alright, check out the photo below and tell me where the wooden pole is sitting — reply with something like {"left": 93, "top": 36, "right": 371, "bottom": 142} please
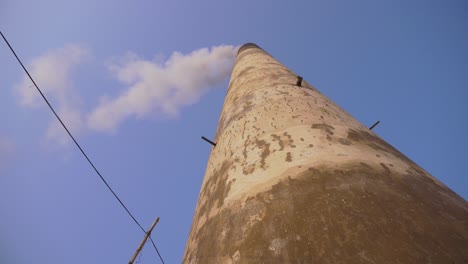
{"left": 129, "top": 217, "right": 160, "bottom": 264}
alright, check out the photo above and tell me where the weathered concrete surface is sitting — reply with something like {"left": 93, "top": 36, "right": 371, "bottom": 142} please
{"left": 183, "top": 43, "right": 468, "bottom": 263}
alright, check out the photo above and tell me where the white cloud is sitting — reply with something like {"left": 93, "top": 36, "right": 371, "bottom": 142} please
{"left": 87, "top": 45, "right": 238, "bottom": 132}
{"left": 14, "top": 44, "right": 89, "bottom": 145}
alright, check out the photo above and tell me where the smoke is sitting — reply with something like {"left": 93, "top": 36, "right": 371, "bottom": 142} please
{"left": 87, "top": 45, "right": 239, "bottom": 132}
{"left": 15, "top": 44, "right": 89, "bottom": 108}
{"left": 13, "top": 44, "right": 238, "bottom": 142}
{"left": 14, "top": 44, "right": 89, "bottom": 145}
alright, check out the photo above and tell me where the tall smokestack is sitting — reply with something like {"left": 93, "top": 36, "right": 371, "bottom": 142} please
{"left": 184, "top": 43, "right": 467, "bottom": 263}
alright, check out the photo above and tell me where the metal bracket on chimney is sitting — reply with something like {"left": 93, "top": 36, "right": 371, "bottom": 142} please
{"left": 201, "top": 136, "right": 216, "bottom": 147}
{"left": 296, "top": 75, "right": 303, "bottom": 87}
{"left": 369, "top": 121, "right": 380, "bottom": 130}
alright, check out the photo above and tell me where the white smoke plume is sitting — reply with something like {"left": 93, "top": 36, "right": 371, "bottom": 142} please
{"left": 15, "top": 44, "right": 88, "bottom": 108}
{"left": 14, "top": 44, "right": 89, "bottom": 145}
{"left": 87, "top": 45, "right": 238, "bottom": 132}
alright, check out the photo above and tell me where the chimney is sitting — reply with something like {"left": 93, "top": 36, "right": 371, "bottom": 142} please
{"left": 183, "top": 43, "right": 468, "bottom": 263}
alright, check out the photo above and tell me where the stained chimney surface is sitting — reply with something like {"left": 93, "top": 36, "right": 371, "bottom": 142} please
{"left": 183, "top": 43, "right": 468, "bottom": 263}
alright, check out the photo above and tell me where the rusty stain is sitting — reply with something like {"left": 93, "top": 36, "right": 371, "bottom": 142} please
{"left": 255, "top": 138, "right": 271, "bottom": 169}
{"left": 311, "top": 123, "right": 335, "bottom": 136}
{"left": 196, "top": 161, "right": 233, "bottom": 218}
{"left": 186, "top": 164, "right": 468, "bottom": 263}
{"left": 338, "top": 138, "right": 352, "bottom": 145}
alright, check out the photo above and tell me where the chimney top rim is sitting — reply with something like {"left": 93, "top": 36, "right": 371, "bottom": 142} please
{"left": 237, "top": 43, "right": 263, "bottom": 55}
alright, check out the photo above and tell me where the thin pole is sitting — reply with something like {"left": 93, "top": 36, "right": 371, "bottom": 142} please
{"left": 129, "top": 217, "right": 160, "bottom": 264}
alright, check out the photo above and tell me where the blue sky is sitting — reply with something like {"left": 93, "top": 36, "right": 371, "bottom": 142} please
{"left": 1, "top": 0, "right": 467, "bottom": 263}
